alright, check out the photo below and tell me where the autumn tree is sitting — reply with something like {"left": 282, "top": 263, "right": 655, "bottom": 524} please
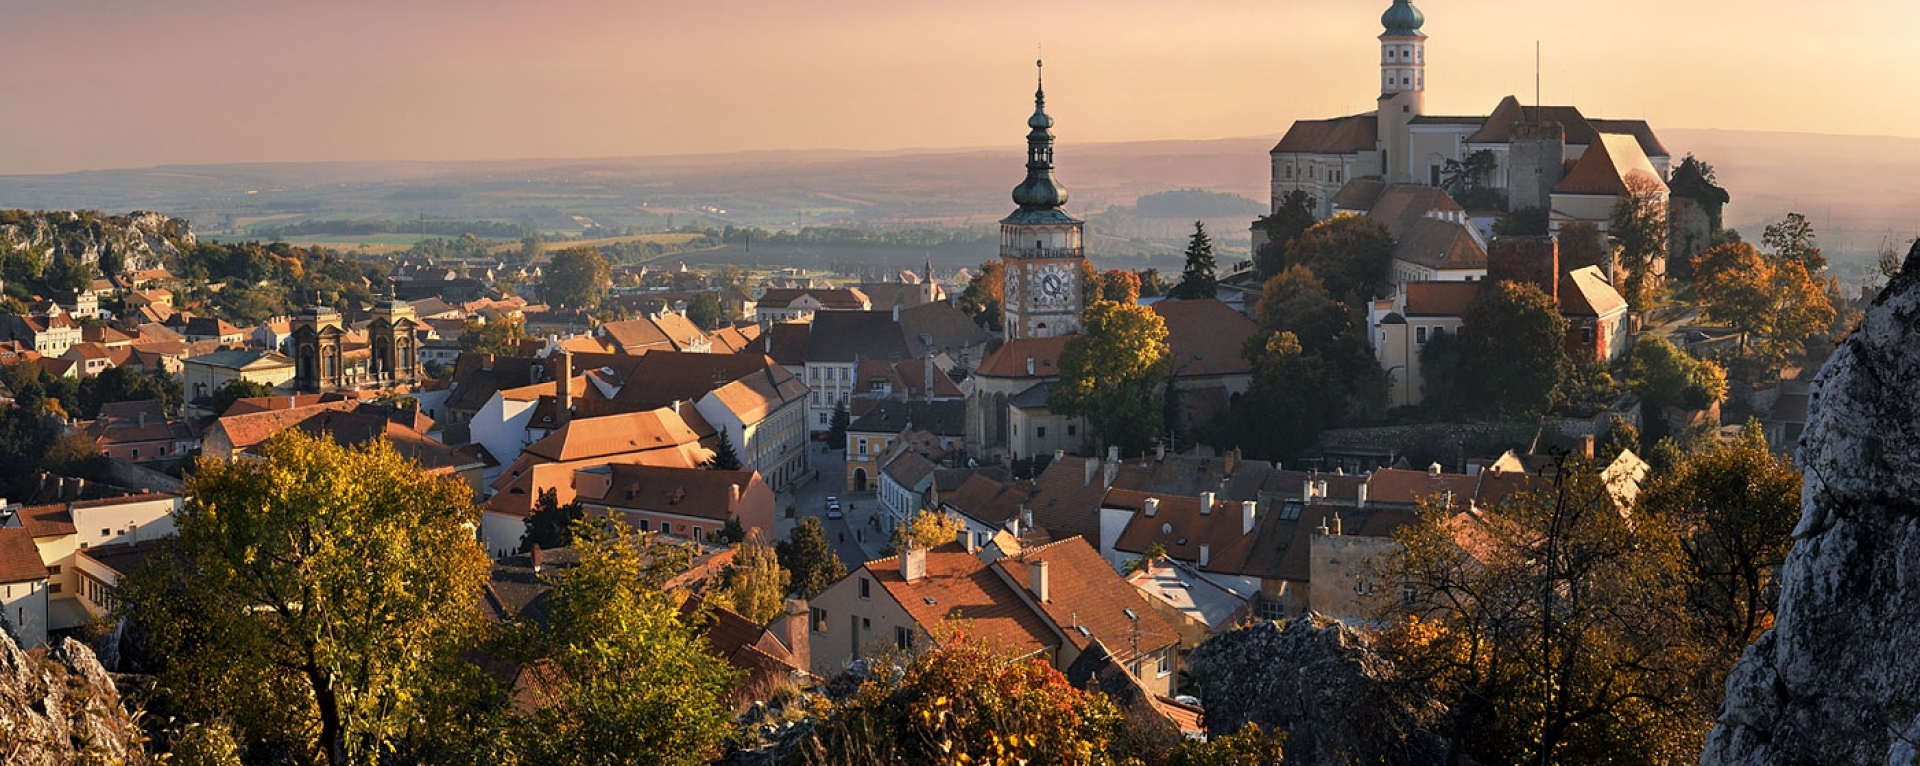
{"left": 544, "top": 246, "right": 611, "bottom": 309}
{"left": 1282, "top": 215, "right": 1393, "bottom": 306}
{"left": 1254, "top": 189, "right": 1318, "bottom": 279}
{"left": 1229, "top": 332, "right": 1340, "bottom": 461}
{"left": 118, "top": 429, "right": 492, "bottom": 766}
{"left": 1761, "top": 211, "right": 1825, "bottom": 272}
{"left": 1459, "top": 280, "right": 1568, "bottom": 419}
{"left": 958, "top": 260, "right": 1006, "bottom": 332}
{"left": 206, "top": 377, "right": 275, "bottom": 416}
{"left": 459, "top": 314, "right": 529, "bottom": 356}
{"left": 797, "top": 626, "right": 1131, "bottom": 765}
{"left": 1637, "top": 425, "right": 1799, "bottom": 662}
{"left": 1610, "top": 175, "right": 1669, "bottom": 311}
{"left": 1255, "top": 265, "right": 1350, "bottom": 356}
{"left": 1169, "top": 221, "right": 1218, "bottom": 300}
{"left": 1050, "top": 300, "right": 1171, "bottom": 455}
{"left": 1135, "top": 267, "right": 1172, "bottom": 298}
{"left": 514, "top": 516, "right": 741, "bottom": 766}
{"left": 778, "top": 516, "right": 848, "bottom": 599}
{"left": 889, "top": 508, "right": 970, "bottom": 553}
{"left": 1099, "top": 268, "right": 1142, "bottom": 304}
{"left": 709, "top": 530, "right": 791, "bottom": 625}
{"left": 1694, "top": 241, "right": 1835, "bottom": 367}
{"left": 1381, "top": 458, "right": 1710, "bottom": 765}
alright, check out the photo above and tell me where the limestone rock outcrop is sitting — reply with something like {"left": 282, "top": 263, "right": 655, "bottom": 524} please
{"left": 0, "top": 210, "right": 194, "bottom": 275}
{"left": 0, "top": 627, "right": 147, "bottom": 765}
{"left": 1186, "top": 615, "right": 1447, "bottom": 766}
{"left": 1699, "top": 241, "right": 1920, "bottom": 766}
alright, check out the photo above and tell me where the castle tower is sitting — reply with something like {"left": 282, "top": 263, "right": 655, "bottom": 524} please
{"left": 368, "top": 299, "right": 420, "bottom": 385}
{"left": 290, "top": 305, "right": 345, "bottom": 392}
{"left": 1000, "top": 60, "right": 1088, "bottom": 342}
{"left": 1376, "top": 0, "right": 1427, "bottom": 183}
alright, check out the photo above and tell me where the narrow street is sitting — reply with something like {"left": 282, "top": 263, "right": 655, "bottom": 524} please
{"left": 774, "top": 441, "right": 887, "bottom": 571}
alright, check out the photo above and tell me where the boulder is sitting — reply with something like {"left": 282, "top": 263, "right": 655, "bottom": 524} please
{"left": 1699, "top": 241, "right": 1920, "bottom": 766}
{"left": 0, "top": 627, "right": 146, "bottom": 765}
{"left": 1186, "top": 614, "right": 1447, "bottom": 766}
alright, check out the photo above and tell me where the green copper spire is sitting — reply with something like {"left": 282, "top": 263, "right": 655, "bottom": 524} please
{"left": 1381, "top": 0, "right": 1425, "bottom": 37}
{"left": 1011, "top": 58, "right": 1070, "bottom": 212}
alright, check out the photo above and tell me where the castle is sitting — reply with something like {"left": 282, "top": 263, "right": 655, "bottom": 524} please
{"left": 1265, "top": 0, "right": 1671, "bottom": 234}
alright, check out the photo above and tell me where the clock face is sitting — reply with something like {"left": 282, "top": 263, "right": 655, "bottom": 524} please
{"left": 1030, "top": 264, "right": 1072, "bottom": 306}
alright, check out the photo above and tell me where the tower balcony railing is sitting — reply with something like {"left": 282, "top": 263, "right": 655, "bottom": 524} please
{"left": 1001, "top": 246, "right": 1084, "bottom": 259}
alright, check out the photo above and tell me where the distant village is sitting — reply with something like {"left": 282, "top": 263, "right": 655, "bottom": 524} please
{"left": 0, "top": 1, "right": 1860, "bottom": 761}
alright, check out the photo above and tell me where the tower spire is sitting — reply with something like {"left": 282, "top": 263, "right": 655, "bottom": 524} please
{"left": 1012, "top": 58, "right": 1067, "bottom": 211}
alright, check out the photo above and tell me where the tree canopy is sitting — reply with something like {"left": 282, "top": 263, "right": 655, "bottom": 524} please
{"left": 1281, "top": 215, "right": 1393, "bottom": 307}
{"left": 778, "top": 516, "right": 847, "bottom": 599}
{"left": 459, "top": 314, "right": 529, "bottom": 356}
{"left": 685, "top": 292, "right": 725, "bottom": 330}
{"left": 1050, "top": 300, "right": 1171, "bottom": 455}
{"left": 1610, "top": 175, "right": 1669, "bottom": 311}
{"left": 119, "top": 429, "right": 492, "bottom": 766}
{"left": 958, "top": 260, "right": 1006, "bottom": 332}
{"left": 1168, "top": 221, "right": 1218, "bottom": 300}
{"left": 1694, "top": 241, "right": 1835, "bottom": 367}
{"left": 543, "top": 247, "right": 611, "bottom": 310}
{"left": 1761, "top": 212, "right": 1825, "bottom": 272}
{"left": 1455, "top": 281, "right": 1569, "bottom": 419}
{"left": 1253, "top": 190, "right": 1317, "bottom": 280}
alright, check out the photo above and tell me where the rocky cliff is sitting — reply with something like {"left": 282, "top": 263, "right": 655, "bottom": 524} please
{"left": 0, "top": 627, "right": 147, "bottom": 765}
{"left": 1699, "top": 241, "right": 1920, "bottom": 766}
{"left": 0, "top": 210, "right": 193, "bottom": 275}
{"left": 1186, "top": 615, "right": 1447, "bottom": 766}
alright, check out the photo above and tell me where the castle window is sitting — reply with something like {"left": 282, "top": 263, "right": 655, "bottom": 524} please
{"left": 1416, "top": 326, "right": 1428, "bottom": 345}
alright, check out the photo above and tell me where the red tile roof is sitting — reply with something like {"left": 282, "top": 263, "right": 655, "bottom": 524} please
{"left": 868, "top": 546, "right": 1059, "bottom": 658}
{"left": 1152, "top": 299, "right": 1258, "bottom": 378}
{"left": 1272, "top": 114, "right": 1379, "bottom": 154}
{"left": 1553, "top": 133, "right": 1666, "bottom": 197}
{"left": 0, "top": 527, "right": 49, "bottom": 583}
{"left": 1365, "top": 468, "right": 1478, "bottom": 508}
{"left": 1404, "top": 281, "right": 1482, "bottom": 318}
{"left": 993, "top": 537, "right": 1178, "bottom": 662}
{"left": 975, "top": 336, "right": 1071, "bottom": 379}
{"left": 1558, "top": 266, "right": 1627, "bottom": 318}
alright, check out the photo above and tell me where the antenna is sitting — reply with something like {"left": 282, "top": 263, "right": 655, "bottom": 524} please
{"left": 1534, "top": 41, "right": 1541, "bottom": 122}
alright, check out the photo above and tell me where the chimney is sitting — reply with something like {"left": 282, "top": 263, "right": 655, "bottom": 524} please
{"left": 902, "top": 546, "right": 928, "bottom": 583}
{"left": 1029, "top": 559, "right": 1050, "bottom": 602}
{"left": 1224, "top": 449, "right": 1238, "bottom": 475}
{"left": 137, "top": 410, "right": 148, "bottom": 428}
{"left": 1155, "top": 442, "right": 1166, "bottom": 462}
{"left": 1107, "top": 445, "right": 1120, "bottom": 463}
{"left": 1304, "top": 479, "right": 1316, "bottom": 501}
{"left": 730, "top": 483, "right": 742, "bottom": 505}
{"left": 959, "top": 528, "right": 975, "bottom": 554}
{"left": 1084, "top": 457, "right": 1099, "bottom": 487}
{"left": 1357, "top": 483, "right": 1369, "bottom": 508}
{"left": 1579, "top": 434, "right": 1596, "bottom": 459}
{"left": 1242, "top": 500, "right": 1258, "bottom": 535}
{"left": 892, "top": 302, "right": 900, "bottom": 323}
{"left": 1429, "top": 462, "right": 1443, "bottom": 477}
{"left": 1200, "top": 491, "right": 1215, "bottom": 515}
{"left": 480, "top": 353, "right": 495, "bottom": 371}
{"left": 1103, "top": 460, "right": 1119, "bottom": 490}
{"left": 1442, "top": 490, "right": 1455, "bottom": 509}
{"left": 1053, "top": 449, "right": 1066, "bottom": 464}
{"left": 531, "top": 544, "right": 543, "bottom": 572}
{"left": 1144, "top": 497, "right": 1160, "bottom": 517}
{"left": 780, "top": 598, "right": 810, "bottom": 669}
{"left": 1199, "top": 543, "right": 1210, "bottom": 567}
{"left": 1026, "top": 357, "right": 1035, "bottom": 376}
{"left": 554, "top": 351, "right": 573, "bottom": 427}
{"left": 1331, "top": 512, "right": 1344, "bottom": 536}
{"left": 924, "top": 353, "right": 936, "bottom": 403}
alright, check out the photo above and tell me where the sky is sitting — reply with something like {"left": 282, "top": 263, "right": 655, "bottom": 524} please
{"left": 0, "top": 0, "right": 1912, "bottom": 175}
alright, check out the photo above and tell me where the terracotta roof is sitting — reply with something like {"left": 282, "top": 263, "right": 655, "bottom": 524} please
{"left": 847, "top": 398, "right": 968, "bottom": 439}
{"left": 1365, "top": 467, "right": 1478, "bottom": 509}
{"left": 681, "top": 595, "right": 818, "bottom": 711}
{"left": 1022, "top": 456, "right": 1138, "bottom": 542}
{"left": 882, "top": 450, "right": 939, "bottom": 490}
{"left": 1553, "top": 133, "right": 1667, "bottom": 197}
{"left": 1108, "top": 490, "right": 1252, "bottom": 574}
{"left": 1558, "top": 265, "right": 1627, "bottom": 318}
{"left": 212, "top": 401, "right": 359, "bottom": 452}
{"left": 1152, "top": 299, "right": 1257, "bottom": 378}
{"left": 868, "top": 546, "right": 1058, "bottom": 657}
{"left": 1272, "top": 114, "right": 1379, "bottom": 154}
{"left": 521, "top": 407, "right": 709, "bottom": 463}
{"left": 1587, "top": 119, "right": 1670, "bottom": 159}
{"left": 757, "top": 288, "right": 871, "bottom": 311}
{"left": 975, "top": 336, "right": 1071, "bottom": 379}
{"left": 1395, "top": 217, "right": 1487, "bottom": 271}
{"left": 585, "top": 464, "right": 761, "bottom": 523}
{"left": 599, "top": 315, "right": 710, "bottom": 354}
{"left": 704, "top": 362, "right": 808, "bottom": 424}
{"left": 1330, "top": 177, "right": 1389, "bottom": 210}
{"left": 994, "top": 537, "right": 1178, "bottom": 660}
{"left": 940, "top": 473, "right": 1032, "bottom": 528}
{"left": 898, "top": 301, "right": 992, "bottom": 359}
{"left": 0, "top": 527, "right": 49, "bottom": 583}
{"left": 1403, "top": 281, "right": 1482, "bottom": 318}
{"left": 16, "top": 504, "right": 77, "bottom": 538}
{"left": 445, "top": 354, "right": 549, "bottom": 414}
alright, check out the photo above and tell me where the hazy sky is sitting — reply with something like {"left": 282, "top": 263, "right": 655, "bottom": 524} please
{"left": 0, "top": 0, "right": 1911, "bottom": 175}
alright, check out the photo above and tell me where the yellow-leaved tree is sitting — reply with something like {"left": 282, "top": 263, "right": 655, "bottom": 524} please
{"left": 118, "top": 429, "right": 492, "bottom": 766}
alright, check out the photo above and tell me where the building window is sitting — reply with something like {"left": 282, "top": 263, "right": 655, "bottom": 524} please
{"left": 1157, "top": 650, "right": 1173, "bottom": 677}
{"left": 820, "top": 413, "right": 829, "bottom": 425}
{"left": 49, "top": 583, "right": 61, "bottom": 594}
{"left": 47, "top": 565, "right": 60, "bottom": 575}
{"left": 1403, "top": 583, "right": 1419, "bottom": 606}
{"left": 659, "top": 522, "right": 671, "bottom": 536}
{"left": 692, "top": 527, "right": 704, "bottom": 542}
{"left": 858, "top": 441, "right": 867, "bottom": 456}
{"left": 1067, "top": 424, "right": 1076, "bottom": 436}
{"left": 811, "top": 607, "right": 828, "bottom": 633}
{"left": 1036, "top": 426, "right": 1046, "bottom": 439}
{"left": 1415, "top": 326, "right": 1428, "bottom": 345}
{"left": 636, "top": 519, "right": 649, "bottom": 532}
{"left": 862, "top": 617, "right": 871, "bottom": 630}
{"left": 859, "top": 578, "right": 870, "bottom": 600}
{"left": 1581, "top": 326, "right": 1596, "bottom": 344}
{"left": 1430, "top": 165, "right": 1442, "bottom": 186}
{"left": 896, "top": 626, "right": 914, "bottom": 650}
{"left": 1356, "top": 578, "right": 1374, "bottom": 596}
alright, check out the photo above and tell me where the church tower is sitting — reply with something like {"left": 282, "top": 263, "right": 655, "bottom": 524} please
{"left": 1000, "top": 60, "right": 1087, "bottom": 342}
{"left": 368, "top": 299, "right": 420, "bottom": 385}
{"left": 291, "top": 305, "right": 345, "bottom": 393}
{"left": 1376, "top": 0, "right": 1427, "bottom": 183}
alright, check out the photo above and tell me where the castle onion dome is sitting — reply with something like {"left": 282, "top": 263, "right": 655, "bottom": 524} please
{"left": 1381, "top": 0, "right": 1425, "bottom": 36}
{"left": 1011, "top": 59, "right": 1069, "bottom": 211}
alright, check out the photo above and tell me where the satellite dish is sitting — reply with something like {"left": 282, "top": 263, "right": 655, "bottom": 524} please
{"left": 1161, "top": 522, "right": 1173, "bottom": 535}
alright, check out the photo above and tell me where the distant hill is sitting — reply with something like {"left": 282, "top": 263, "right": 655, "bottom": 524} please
{"left": 0, "top": 128, "right": 1913, "bottom": 278}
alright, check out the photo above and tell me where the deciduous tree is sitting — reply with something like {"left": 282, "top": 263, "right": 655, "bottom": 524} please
{"left": 958, "top": 260, "right": 1005, "bottom": 332}
{"left": 1610, "top": 175, "right": 1669, "bottom": 311}
{"left": 1254, "top": 189, "right": 1318, "bottom": 280}
{"left": 709, "top": 530, "right": 791, "bottom": 625}
{"left": 1099, "top": 268, "right": 1142, "bottom": 304}
{"left": 119, "top": 430, "right": 492, "bottom": 766}
{"left": 889, "top": 508, "right": 969, "bottom": 553}
{"left": 1460, "top": 281, "right": 1568, "bottom": 419}
{"left": 1761, "top": 211, "right": 1824, "bottom": 272}
{"left": 1694, "top": 241, "right": 1834, "bottom": 366}
{"left": 543, "top": 246, "right": 611, "bottom": 310}
{"left": 206, "top": 377, "right": 274, "bottom": 417}
{"left": 1283, "top": 215, "right": 1393, "bottom": 306}
{"left": 685, "top": 291, "right": 725, "bottom": 330}
{"left": 1627, "top": 336, "right": 1727, "bottom": 412}
{"left": 1231, "top": 332, "right": 1339, "bottom": 461}
{"left": 459, "top": 314, "right": 529, "bottom": 356}
{"left": 1556, "top": 221, "right": 1608, "bottom": 273}
{"left": 1050, "top": 300, "right": 1170, "bottom": 455}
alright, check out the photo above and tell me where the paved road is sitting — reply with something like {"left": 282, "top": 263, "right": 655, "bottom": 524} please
{"left": 774, "top": 442, "right": 887, "bottom": 571}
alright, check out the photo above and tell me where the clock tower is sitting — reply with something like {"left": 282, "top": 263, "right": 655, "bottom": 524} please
{"left": 1000, "top": 60, "right": 1087, "bottom": 341}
